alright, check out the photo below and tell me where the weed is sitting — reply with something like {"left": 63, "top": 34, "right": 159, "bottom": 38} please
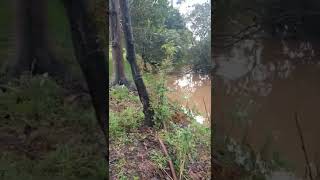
{"left": 150, "top": 149, "right": 168, "bottom": 170}
{"left": 109, "top": 111, "right": 125, "bottom": 139}
{"left": 144, "top": 72, "right": 173, "bottom": 129}
{"left": 110, "top": 85, "right": 139, "bottom": 102}
{"left": 160, "top": 125, "right": 196, "bottom": 178}
{"left": 114, "top": 158, "right": 128, "bottom": 179}
{"left": 109, "top": 105, "right": 143, "bottom": 143}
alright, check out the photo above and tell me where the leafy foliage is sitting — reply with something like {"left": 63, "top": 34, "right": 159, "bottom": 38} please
{"left": 129, "top": 0, "right": 193, "bottom": 70}
{"left": 187, "top": 2, "right": 211, "bottom": 41}
{"left": 187, "top": 2, "right": 212, "bottom": 73}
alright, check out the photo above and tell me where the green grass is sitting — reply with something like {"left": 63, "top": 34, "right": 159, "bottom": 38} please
{"left": 109, "top": 86, "right": 143, "bottom": 140}
{"left": 109, "top": 74, "right": 211, "bottom": 178}
{"left": 109, "top": 85, "right": 139, "bottom": 102}
{"left": 150, "top": 149, "right": 168, "bottom": 170}
{"left": 0, "top": 75, "right": 107, "bottom": 179}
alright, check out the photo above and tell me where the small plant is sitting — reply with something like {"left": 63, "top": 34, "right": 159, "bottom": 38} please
{"left": 145, "top": 71, "right": 173, "bottom": 129}
{"left": 109, "top": 107, "right": 143, "bottom": 140}
{"left": 115, "top": 158, "right": 127, "bottom": 179}
{"left": 189, "top": 121, "right": 210, "bottom": 147}
{"left": 161, "top": 125, "right": 196, "bottom": 178}
{"left": 118, "top": 107, "right": 143, "bottom": 131}
{"left": 109, "top": 111, "right": 125, "bottom": 139}
{"left": 150, "top": 149, "right": 168, "bottom": 170}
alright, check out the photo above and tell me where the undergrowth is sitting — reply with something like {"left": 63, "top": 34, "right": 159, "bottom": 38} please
{"left": 109, "top": 69, "right": 211, "bottom": 178}
{"left": 0, "top": 74, "right": 106, "bottom": 180}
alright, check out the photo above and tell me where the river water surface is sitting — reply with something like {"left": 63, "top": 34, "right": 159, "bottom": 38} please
{"left": 214, "top": 39, "right": 320, "bottom": 179}
{"left": 167, "top": 72, "right": 211, "bottom": 126}
{"left": 166, "top": 38, "right": 320, "bottom": 179}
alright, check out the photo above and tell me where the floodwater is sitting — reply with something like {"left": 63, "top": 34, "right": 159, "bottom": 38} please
{"left": 165, "top": 37, "right": 320, "bottom": 179}
{"left": 166, "top": 71, "right": 211, "bottom": 126}
{"left": 214, "top": 38, "right": 320, "bottom": 179}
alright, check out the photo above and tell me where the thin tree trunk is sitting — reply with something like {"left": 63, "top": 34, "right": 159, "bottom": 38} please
{"left": 62, "top": 0, "right": 108, "bottom": 155}
{"left": 119, "top": 0, "right": 154, "bottom": 126}
{"left": 109, "top": 0, "right": 128, "bottom": 86}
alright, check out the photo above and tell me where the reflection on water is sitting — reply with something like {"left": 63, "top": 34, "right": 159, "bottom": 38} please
{"left": 216, "top": 40, "right": 264, "bottom": 81}
{"left": 167, "top": 72, "right": 211, "bottom": 125}
{"left": 215, "top": 38, "right": 320, "bottom": 179}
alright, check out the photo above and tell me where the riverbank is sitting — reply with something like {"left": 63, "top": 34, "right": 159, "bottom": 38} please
{"left": 109, "top": 85, "right": 211, "bottom": 179}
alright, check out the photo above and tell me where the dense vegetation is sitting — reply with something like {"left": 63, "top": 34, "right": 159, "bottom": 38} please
{"left": 0, "top": 0, "right": 211, "bottom": 179}
{"left": 108, "top": 1, "right": 212, "bottom": 178}
{"left": 128, "top": 0, "right": 211, "bottom": 74}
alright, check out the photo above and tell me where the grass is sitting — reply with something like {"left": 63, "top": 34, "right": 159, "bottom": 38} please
{"left": 109, "top": 58, "right": 210, "bottom": 179}
{"left": 0, "top": 74, "right": 107, "bottom": 179}
{"left": 109, "top": 79, "right": 211, "bottom": 179}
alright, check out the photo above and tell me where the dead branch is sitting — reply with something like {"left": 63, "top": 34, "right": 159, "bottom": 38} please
{"left": 157, "top": 135, "right": 178, "bottom": 180}
{"left": 295, "top": 112, "right": 313, "bottom": 180}
{"left": 202, "top": 97, "right": 210, "bottom": 123}
{"left": 213, "top": 26, "right": 262, "bottom": 49}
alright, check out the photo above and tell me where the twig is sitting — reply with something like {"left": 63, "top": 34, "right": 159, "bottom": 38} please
{"left": 157, "top": 134, "right": 178, "bottom": 180}
{"left": 179, "top": 154, "right": 186, "bottom": 180}
{"left": 213, "top": 26, "right": 262, "bottom": 49}
{"left": 295, "top": 112, "right": 313, "bottom": 180}
{"left": 161, "top": 168, "right": 173, "bottom": 180}
{"left": 202, "top": 97, "right": 210, "bottom": 123}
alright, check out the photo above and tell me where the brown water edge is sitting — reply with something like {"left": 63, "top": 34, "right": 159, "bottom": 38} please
{"left": 166, "top": 71, "right": 211, "bottom": 126}
{"left": 214, "top": 38, "right": 320, "bottom": 179}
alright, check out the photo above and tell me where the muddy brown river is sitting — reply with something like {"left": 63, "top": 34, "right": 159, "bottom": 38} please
{"left": 214, "top": 39, "right": 320, "bottom": 179}
{"left": 167, "top": 72, "right": 211, "bottom": 126}
{"left": 168, "top": 38, "right": 320, "bottom": 179}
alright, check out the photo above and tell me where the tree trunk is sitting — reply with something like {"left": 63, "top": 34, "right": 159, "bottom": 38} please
{"left": 119, "top": 0, "right": 154, "bottom": 126}
{"left": 141, "top": 51, "right": 148, "bottom": 72}
{"left": 109, "top": 0, "right": 128, "bottom": 86}
{"left": 62, "top": 0, "right": 108, "bottom": 149}
{"left": 10, "top": 0, "right": 66, "bottom": 79}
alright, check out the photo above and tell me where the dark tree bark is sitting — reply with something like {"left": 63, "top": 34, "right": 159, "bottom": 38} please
{"left": 109, "top": 0, "right": 128, "bottom": 86}
{"left": 10, "top": 0, "right": 66, "bottom": 79}
{"left": 119, "top": 0, "right": 154, "bottom": 126}
{"left": 62, "top": 0, "right": 108, "bottom": 149}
